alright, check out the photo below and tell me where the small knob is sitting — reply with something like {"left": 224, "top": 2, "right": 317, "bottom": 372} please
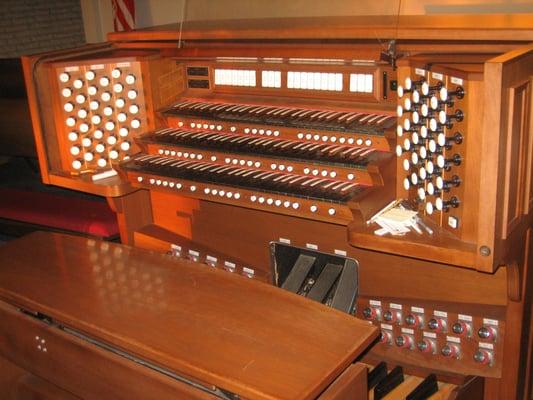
{"left": 437, "top": 153, "right": 462, "bottom": 170}
{"left": 383, "top": 310, "right": 401, "bottom": 324}
{"left": 405, "top": 314, "right": 418, "bottom": 326}
{"left": 417, "top": 338, "right": 436, "bottom": 354}
{"left": 436, "top": 175, "right": 461, "bottom": 191}
{"left": 438, "top": 109, "right": 464, "bottom": 128}
{"left": 428, "top": 317, "right": 447, "bottom": 333}
{"left": 380, "top": 330, "right": 393, "bottom": 345}
{"left": 427, "top": 139, "right": 443, "bottom": 154}
{"left": 425, "top": 161, "right": 442, "bottom": 177}
{"left": 362, "top": 307, "right": 381, "bottom": 321}
{"left": 441, "top": 343, "right": 461, "bottom": 358}
{"left": 451, "top": 321, "right": 472, "bottom": 337}
{"left": 474, "top": 349, "right": 493, "bottom": 365}
{"left": 478, "top": 325, "right": 497, "bottom": 341}
{"left": 435, "top": 196, "right": 460, "bottom": 212}
{"left": 421, "top": 81, "right": 443, "bottom": 97}
{"left": 440, "top": 86, "right": 465, "bottom": 102}
{"left": 395, "top": 334, "right": 414, "bottom": 350}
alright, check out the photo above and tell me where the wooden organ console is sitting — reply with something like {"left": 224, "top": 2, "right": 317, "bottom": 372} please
{"left": 3, "top": 14, "right": 532, "bottom": 399}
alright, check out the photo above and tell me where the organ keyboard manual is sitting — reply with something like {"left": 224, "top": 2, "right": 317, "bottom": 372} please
{"left": 9, "top": 13, "right": 533, "bottom": 399}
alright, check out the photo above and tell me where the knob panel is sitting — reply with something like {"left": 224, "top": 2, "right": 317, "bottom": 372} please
{"left": 396, "top": 67, "right": 467, "bottom": 235}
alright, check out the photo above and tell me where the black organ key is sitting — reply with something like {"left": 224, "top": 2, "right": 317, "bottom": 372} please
{"left": 406, "top": 374, "right": 439, "bottom": 400}
{"left": 367, "top": 362, "right": 388, "bottom": 390}
{"left": 373, "top": 366, "right": 404, "bottom": 400}
{"left": 164, "top": 100, "right": 390, "bottom": 134}
{"left": 144, "top": 129, "right": 378, "bottom": 167}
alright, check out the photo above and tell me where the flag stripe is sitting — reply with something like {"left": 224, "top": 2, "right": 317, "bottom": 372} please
{"left": 112, "top": 0, "right": 135, "bottom": 32}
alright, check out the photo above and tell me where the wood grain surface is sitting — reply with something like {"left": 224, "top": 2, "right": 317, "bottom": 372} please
{"left": 0, "top": 231, "right": 378, "bottom": 400}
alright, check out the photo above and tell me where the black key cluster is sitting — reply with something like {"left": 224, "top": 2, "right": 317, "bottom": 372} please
{"left": 122, "top": 154, "right": 363, "bottom": 203}
{"left": 163, "top": 100, "right": 395, "bottom": 135}
{"left": 141, "top": 128, "right": 381, "bottom": 167}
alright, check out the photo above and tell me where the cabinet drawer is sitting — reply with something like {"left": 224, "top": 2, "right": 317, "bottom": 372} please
{"left": 0, "top": 301, "right": 217, "bottom": 400}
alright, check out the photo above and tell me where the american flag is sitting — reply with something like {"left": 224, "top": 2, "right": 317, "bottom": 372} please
{"left": 111, "top": 0, "right": 135, "bottom": 32}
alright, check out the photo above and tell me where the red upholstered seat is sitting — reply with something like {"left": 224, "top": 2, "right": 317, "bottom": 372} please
{"left": 0, "top": 188, "right": 118, "bottom": 238}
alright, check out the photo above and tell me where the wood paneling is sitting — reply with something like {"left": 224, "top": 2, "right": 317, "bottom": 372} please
{"left": 477, "top": 46, "right": 533, "bottom": 272}
{"left": 107, "top": 15, "right": 533, "bottom": 42}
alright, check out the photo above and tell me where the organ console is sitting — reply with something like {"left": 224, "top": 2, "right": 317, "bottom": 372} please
{"left": 7, "top": 14, "right": 533, "bottom": 399}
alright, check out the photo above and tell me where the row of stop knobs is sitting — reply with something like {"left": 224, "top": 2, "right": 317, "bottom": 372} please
{"left": 363, "top": 307, "right": 497, "bottom": 339}
{"left": 380, "top": 330, "right": 494, "bottom": 365}
{"left": 363, "top": 306, "right": 497, "bottom": 365}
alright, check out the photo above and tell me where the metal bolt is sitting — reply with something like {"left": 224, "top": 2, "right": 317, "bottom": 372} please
{"left": 480, "top": 246, "right": 491, "bottom": 257}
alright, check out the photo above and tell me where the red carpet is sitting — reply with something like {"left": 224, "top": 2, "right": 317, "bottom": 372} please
{"left": 0, "top": 188, "right": 118, "bottom": 238}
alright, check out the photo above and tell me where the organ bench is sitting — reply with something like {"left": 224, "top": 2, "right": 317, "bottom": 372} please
{"left": 8, "top": 14, "right": 533, "bottom": 399}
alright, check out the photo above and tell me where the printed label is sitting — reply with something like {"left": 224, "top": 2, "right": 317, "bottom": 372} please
{"left": 279, "top": 238, "right": 291, "bottom": 244}
{"left": 188, "top": 250, "right": 200, "bottom": 257}
{"left": 458, "top": 314, "right": 473, "bottom": 322}
{"left": 432, "top": 72, "right": 444, "bottom": 81}
{"left": 65, "top": 66, "right": 79, "bottom": 72}
{"left": 242, "top": 267, "right": 255, "bottom": 277}
{"left": 415, "top": 68, "right": 426, "bottom": 76}
{"left": 434, "top": 310, "right": 448, "bottom": 318}
{"left": 423, "top": 332, "right": 437, "bottom": 338}
{"left": 446, "top": 336, "right": 461, "bottom": 343}
{"left": 479, "top": 342, "right": 494, "bottom": 350}
{"left": 90, "top": 64, "right": 105, "bottom": 70}
{"left": 334, "top": 249, "right": 347, "bottom": 256}
{"left": 483, "top": 318, "right": 499, "bottom": 326}
{"left": 451, "top": 76, "right": 464, "bottom": 85}
{"left": 381, "top": 323, "right": 393, "bottom": 330}
{"left": 401, "top": 328, "right": 414, "bottom": 335}
{"left": 390, "top": 303, "right": 402, "bottom": 310}
{"left": 170, "top": 244, "right": 182, "bottom": 251}
{"left": 411, "top": 306, "right": 424, "bottom": 313}
{"left": 306, "top": 243, "right": 318, "bottom": 250}
{"left": 116, "top": 61, "right": 131, "bottom": 68}
{"left": 206, "top": 255, "right": 217, "bottom": 263}
{"left": 369, "top": 300, "right": 382, "bottom": 307}
{"left": 224, "top": 261, "right": 236, "bottom": 269}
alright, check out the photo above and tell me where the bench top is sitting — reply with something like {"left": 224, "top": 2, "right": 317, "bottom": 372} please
{"left": 0, "top": 232, "right": 377, "bottom": 400}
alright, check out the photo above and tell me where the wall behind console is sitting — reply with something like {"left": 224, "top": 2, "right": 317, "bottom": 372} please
{"left": 81, "top": 0, "right": 533, "bottom": 43}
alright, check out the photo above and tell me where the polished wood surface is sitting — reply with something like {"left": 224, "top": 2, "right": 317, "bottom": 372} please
{"left": 317, "top": 363, "right": 367, "bottom": 400}
{"left": 20, "top": 15, "right": 533, "bottom": 400}
{"left": 0, "top": 231, "right": 378, "bottom": 400}
{"left": 0, "top": 300, "right": 219, "bottom": 400}
{"left": 477, "top": 46, "right": 533, "bottom": 272}
{"left": 107, "top": 15, "right": 533, "bottom": 42}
